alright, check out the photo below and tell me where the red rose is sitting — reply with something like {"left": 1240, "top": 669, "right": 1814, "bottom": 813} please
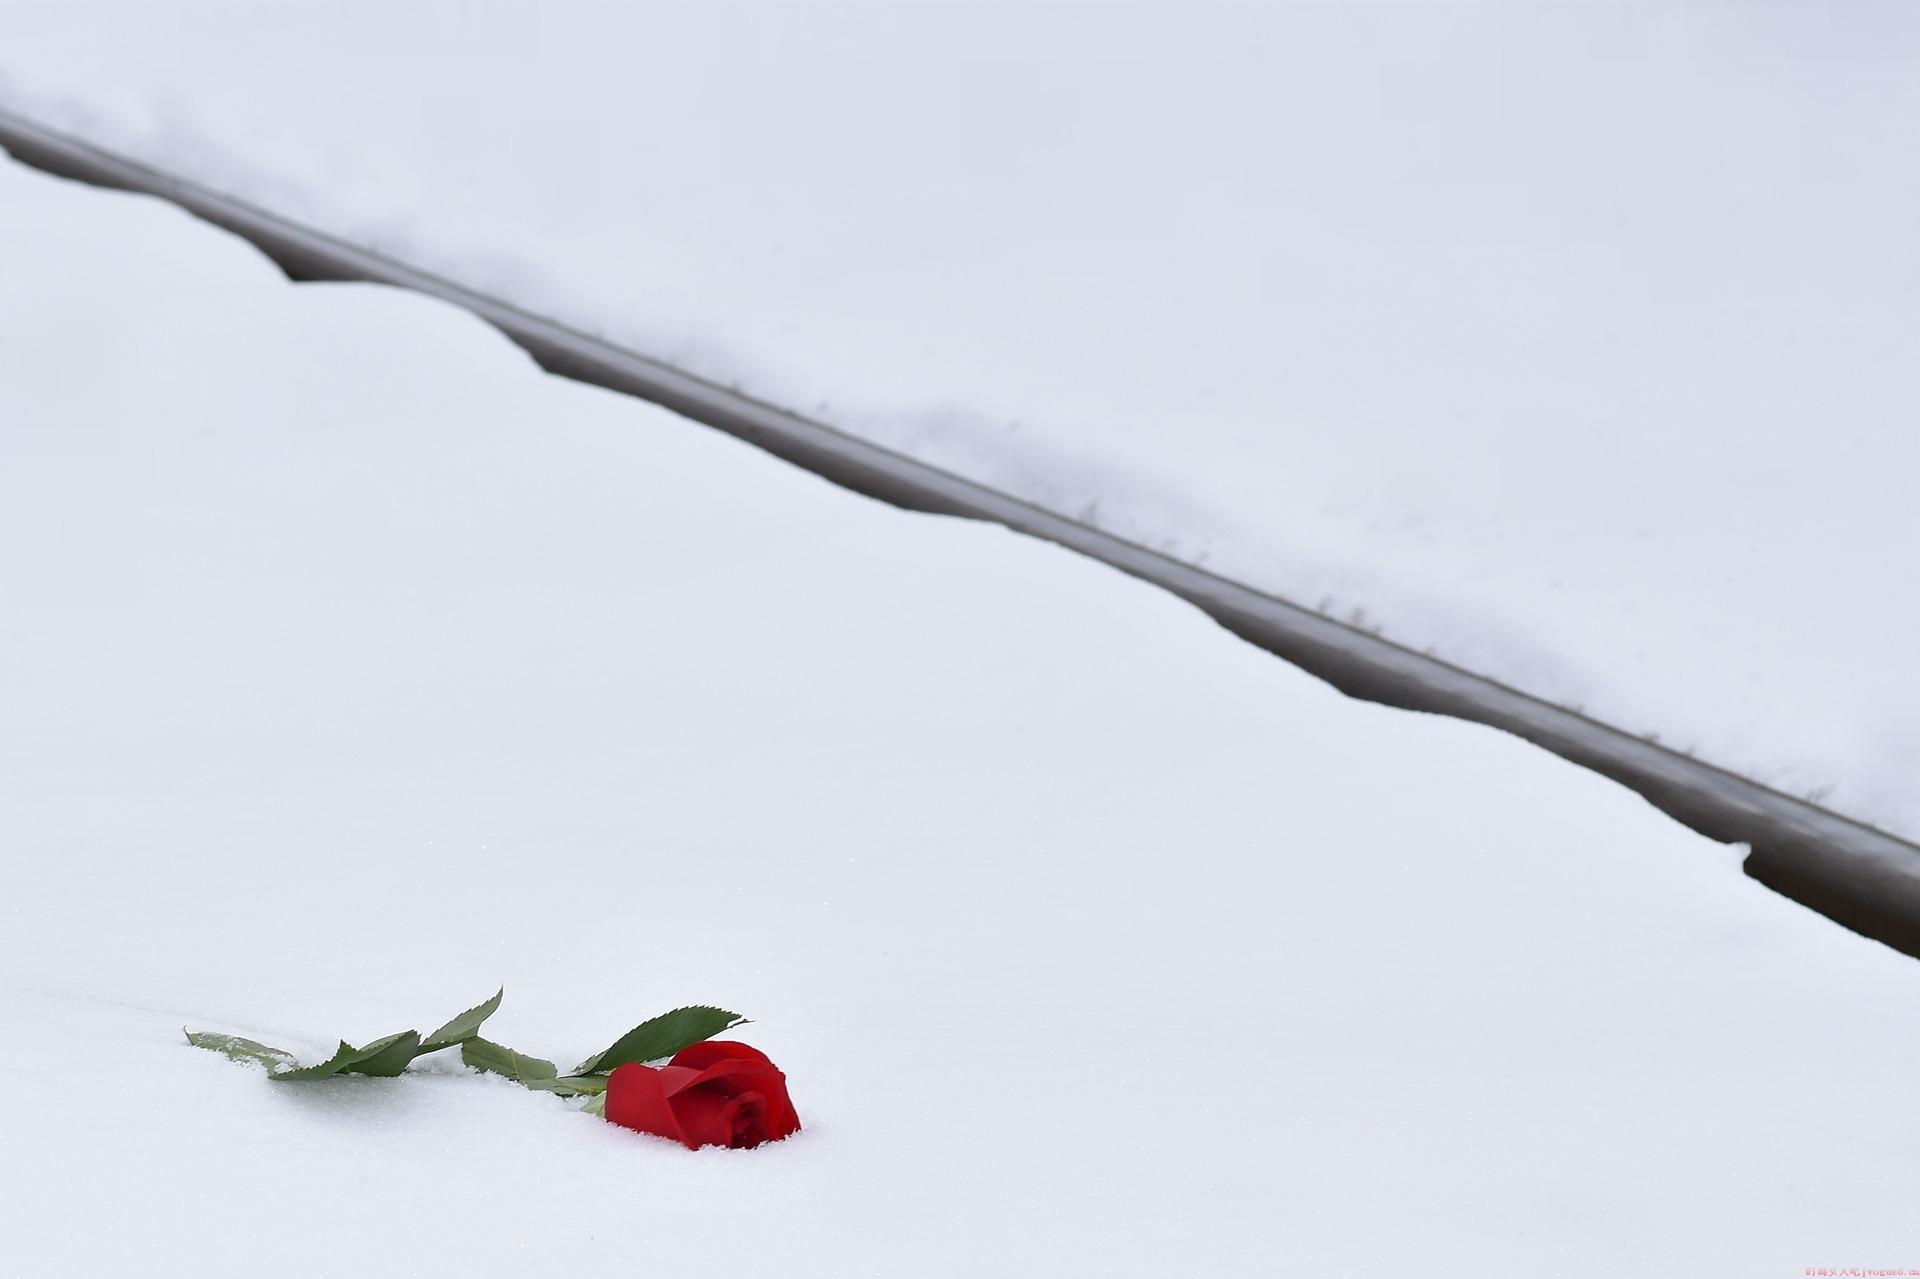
{"left": 605, "top": 1041, "right": 801, "bottom": 1150}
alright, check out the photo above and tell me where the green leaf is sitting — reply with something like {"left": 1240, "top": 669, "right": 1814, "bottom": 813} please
{"left": 462, "top": 1039, "right": 603, "bottom": 1095}
{"left": 185, "top": 1030, "right": 298, "bottom": 1075}
{"left": 343, "top": 1030, "right": 422, "bottom": 1078}
{"left": 269, "top": 1031, "right": 422, "bottom": 1081}
{"left": 420, "top": 989, "right": 504, "bottom": 1054}
{"left": 462, "top": 1036, "right": 558, "bottom": 1084}
{"left": 574, "top": 1006, "right": 745, "bottom": 1075}
{"left": 272, "top": 1040, "right": 362, "bottom": 1081}
{"left": 520, "top": 1075, "right": 610, "bottom": 1097}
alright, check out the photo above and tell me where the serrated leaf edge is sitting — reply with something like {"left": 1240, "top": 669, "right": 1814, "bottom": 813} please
{"left": 420, "top": 988, "right": 504, "bottom": 1054}
{"left": 573, "top": 1005, "right": 746, "bottom": 1075}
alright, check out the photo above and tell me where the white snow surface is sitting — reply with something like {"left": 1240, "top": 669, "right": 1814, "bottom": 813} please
{"left": 0, "top": 2, "right": 1915, "bottom": 836}
{"left": 4, "top": 148, "right": 1920, "bottom": 1274}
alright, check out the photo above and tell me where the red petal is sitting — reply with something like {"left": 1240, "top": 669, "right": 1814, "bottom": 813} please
{"left": 724, "top": 1092, "right": 773, "bottom": 1148}
{"left": 605, "top": 1063, "right": 694, "bottom": 1149}
{"left": 669, "top": 1087, "right": 774, "bottom": 1148}
{"left": 670, "top": 1041, "right": 778, "bottom": 1071}
{"left": 666, "top": 1081, "right": 738, "bottom": 1148}
{"left": 668, "top": 1041, "right": 800, "bottom": 1141}
{"left": 651, "top": 1064, "right": 707, "bottom": 1097}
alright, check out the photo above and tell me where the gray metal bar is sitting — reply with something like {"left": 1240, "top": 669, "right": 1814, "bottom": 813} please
{"left": 6, "top": 105, "right": 1915, "bottom": 955}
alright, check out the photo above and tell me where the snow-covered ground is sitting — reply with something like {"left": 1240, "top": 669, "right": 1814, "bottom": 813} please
{"left": 5, "top": 141, "right": 1920, "bottom": 1274}
{"left": 2, "top": 2, "right": 1915, "bottom": 839}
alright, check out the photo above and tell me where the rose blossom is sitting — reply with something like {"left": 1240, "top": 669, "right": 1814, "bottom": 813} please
{"left": 604, "top": 1041, "right": 801, "bottom": 1150}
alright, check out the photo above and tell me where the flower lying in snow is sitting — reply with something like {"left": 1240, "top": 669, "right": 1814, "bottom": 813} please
{"left": 187, "top": 992, "right": 800, "bottom": 1151}
{"left": 606, "top": 1041, "right": 802, "bottom": 1150}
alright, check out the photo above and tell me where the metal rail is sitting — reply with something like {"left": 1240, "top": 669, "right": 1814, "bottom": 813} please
{"left": 6, "top": 105, "right": 1917, "bottom": 956}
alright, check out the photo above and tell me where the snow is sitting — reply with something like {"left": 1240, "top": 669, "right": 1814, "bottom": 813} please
{"left": 2, "top": 2, "right": 1916, "bottom": 839}
{"left": 4, "top": 144, "right": 1920, "bottom": 1274}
